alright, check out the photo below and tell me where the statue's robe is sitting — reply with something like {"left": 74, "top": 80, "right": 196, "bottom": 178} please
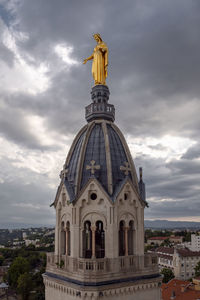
{"left": 92, "top": 42, "right": 108, "bottom": 85}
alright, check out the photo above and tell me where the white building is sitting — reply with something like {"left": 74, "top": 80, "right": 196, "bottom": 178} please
{"left": 190, "top": 234, "right": 200, "bottom": 251}
{"left": 22, "top": 232, "right": 27, "bottom": 239}
{"left": 25, "top": 239, "right": 39, "bottom": 246}
{"left": 153, "top": 246, "right": 200, "bottom": 280}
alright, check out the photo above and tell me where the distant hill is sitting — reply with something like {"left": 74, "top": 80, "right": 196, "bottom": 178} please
{"left": 144, "top": 219, "right": 200, "bottom": 229}
{"left": 1, "top": 220, "right": 200, "bottom": 230}
{"left": 0, "top": 223, "right": 54, "bottom": 229}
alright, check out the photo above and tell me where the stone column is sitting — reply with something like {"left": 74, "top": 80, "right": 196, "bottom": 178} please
{"left": 91, "top": 225, "right": 96, "bottom": 258}
{"left": 124, "top": 227, "right": 129, "bottom": 256}
{"left": 65, "top": 228, "right": 69, "bottom": 256}
{"left": 58, "top": 228, "right": 62, "bottom": 263}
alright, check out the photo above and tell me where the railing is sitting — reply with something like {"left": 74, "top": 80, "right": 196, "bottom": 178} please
{"left": 85, "top": 103, "right": 115, "bottom": 121}
{"left": 46, "top": 253, "right": 158, "bottom": 276}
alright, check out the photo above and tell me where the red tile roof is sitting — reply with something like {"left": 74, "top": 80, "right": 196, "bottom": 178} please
{"left": 156, "top": 247, "right": 174, "bottom": 254}
{"left": 162, "top": 279, "right": 200, "bottom": 300}
{"left": 177, "top": 249, "right": 200, "bottom": 257}
{"left": 155, "top": 246, "right": 200, "bottom": 257}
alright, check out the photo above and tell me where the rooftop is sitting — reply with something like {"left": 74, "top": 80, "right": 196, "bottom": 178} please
{"left": 156, "top": 247, "right": 174, "bottom": 255}
{"left": 155, "top": 246, "right": 200, "bottom": 257}
{"left": 162, "top": 279, "right": 200, "bottom": 300}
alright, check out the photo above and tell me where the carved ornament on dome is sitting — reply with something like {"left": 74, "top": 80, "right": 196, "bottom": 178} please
{"left": 86, "top": 160, "right": 100, "bottom": 175}
{"left": 120, "top": 161, "right": 131, "bottom": 176}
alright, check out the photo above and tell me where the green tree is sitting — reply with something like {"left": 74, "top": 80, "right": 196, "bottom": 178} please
{"left": 8, "top": 256, "right": 30, "bottom": 287}
{"left": 195, "top": 261, "right": 200, "bottom": 277}
{"left": 161, "top": 268, "right": 175, "bottom": 283}
{"left": 183, "top": 232, "right": 192, "bottom": 242}
{"left": 161, "top": 238, "right": 172, "bottom": 247}
{"left": 17, "top": 272, "right": 32, "bottom": 300}
{"left": 0, "top": 255, "right": 4, "bottom": 266}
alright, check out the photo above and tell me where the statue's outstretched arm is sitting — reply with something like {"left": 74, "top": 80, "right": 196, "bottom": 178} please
{"left": 83, "top": 54, "right": 94, "bottom": 64}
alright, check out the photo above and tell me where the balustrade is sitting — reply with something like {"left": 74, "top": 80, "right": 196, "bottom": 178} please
{"left": 46, "top": 252, "right": 158, "bottom": 276}
{"left": 85, "top": 102, "right": 115, "bottom": 122}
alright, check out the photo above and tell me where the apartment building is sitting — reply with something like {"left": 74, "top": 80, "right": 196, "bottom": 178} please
{"left": 152, "top": 246, "right": 200, "bottom": 280}
{"left": 190, "top": 234, "right": 200, "bottom": 251}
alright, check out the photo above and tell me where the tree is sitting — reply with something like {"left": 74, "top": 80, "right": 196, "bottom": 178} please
{"left": 0, "top": 255, "right": 4, "bottom": 266}
{"left": 195, "top": 261, "right": 200, "bottom": 277}
{"left": 161, "top": 238, "right": 172, "bottom": 247}
{"left": 8, "top": 256, "right": 30, "bottom": 288}
{"left": 17, "top": 272, "right": 32, "bottom": 300}
{"left": 161, "top": 268, "right": 175, "bottom": 283}
{"left": 183, "top": 232, "right": 192, "bottom": 242}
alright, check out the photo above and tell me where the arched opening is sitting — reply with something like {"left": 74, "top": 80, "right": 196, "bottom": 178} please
{"left": 119, "top": 220, "right": 125, "bottom": 256}
{"left": 83, "top": 221, "right": 92, "bottom": 258}
{"left": 95, "top": 221, "right": 105, "bottom": 258}
{"left": 128, "top": 220, "right": 134, "bottom": 255}
{"left": 61, "top": 221, "right": 66, "bottom": 255}
{"left": 66, "top": 221, "right": 70, "bottom": 256}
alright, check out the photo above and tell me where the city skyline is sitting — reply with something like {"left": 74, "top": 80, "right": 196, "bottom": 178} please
{"left": 0, "top": 0, "right": 200, "bottom": 225}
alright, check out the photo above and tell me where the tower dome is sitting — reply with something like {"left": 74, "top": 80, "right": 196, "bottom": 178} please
{"left": 57, "top": 85, "right": 145, "bottom": 205}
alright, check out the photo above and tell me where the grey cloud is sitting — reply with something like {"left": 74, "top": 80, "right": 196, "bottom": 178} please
{"left": 0, "top": 99, "right": 59, "bottom": 150}
{"left": 167, "top": 159, "right": 200, "bottom": 175}
{"left": 135, "top": 154, "right": 200, "bottom": 219}
{"left": 0, "top": 157, "right": 55, "bottom": 225}
{"left": 145, "top": 198, "right": 200, "bottom": 220}
{"left": 182, "top": 143, "right": 200, "bottom": 160}
{"left": 0, "top": 18, "right": 15, "bottom": 67}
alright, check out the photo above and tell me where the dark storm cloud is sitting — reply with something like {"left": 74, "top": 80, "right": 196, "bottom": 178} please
{"left": 0, "top": 0, "right": 199, "bottom": 223}
{"left": 6, "top": 0, "right": 199, "bottom": 138}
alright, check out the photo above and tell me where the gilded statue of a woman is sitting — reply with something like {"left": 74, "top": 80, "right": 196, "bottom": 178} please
{"left": 83, "top": 33, "right": 108, "bottom": 85}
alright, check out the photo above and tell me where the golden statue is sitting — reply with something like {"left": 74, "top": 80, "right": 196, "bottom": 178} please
{"left": 83, "top": 33, "right": 108, "bottom": 85}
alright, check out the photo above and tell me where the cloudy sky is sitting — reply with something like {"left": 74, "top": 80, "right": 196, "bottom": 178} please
{"left": 0, "top": 0, "right": 200, "bottom": 226}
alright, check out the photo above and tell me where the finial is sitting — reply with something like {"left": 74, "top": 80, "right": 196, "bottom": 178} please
{"left": 60, "top": 166, "right": 68, "bottom": 179}
{"left": 139, "top": 167, "right": 143, "bottom": 181}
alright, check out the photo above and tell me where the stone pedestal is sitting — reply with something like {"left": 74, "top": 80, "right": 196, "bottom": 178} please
{"left": 85, "top": 85, "right": 115, "bottom": 122}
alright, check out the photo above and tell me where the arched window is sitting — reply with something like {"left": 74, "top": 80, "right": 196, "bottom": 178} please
{"left": 95, "top": 221, "right": 105, "bottom": 258}
{"left": 66, "top": 221, "right": 70, "bottom": 256}
{"left": 61, "top": 221, "right": 66, "bottom": 255}
{"left": 83, "top": 221, "right": 92, "bottom": 258}
{"left": 128, "top": 220, "right": 134, "bottom": 255}
{"left": 119, "top": 220, "right": 125, "bottom": 256}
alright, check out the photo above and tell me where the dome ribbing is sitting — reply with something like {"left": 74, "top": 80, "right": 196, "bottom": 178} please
{"left": 60, "top": 120, "right": 139, "bottom": 203}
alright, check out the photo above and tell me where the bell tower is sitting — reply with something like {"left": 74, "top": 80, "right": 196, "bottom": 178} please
{"left": 43, "top": 35, "right": 161, "bottom": 300}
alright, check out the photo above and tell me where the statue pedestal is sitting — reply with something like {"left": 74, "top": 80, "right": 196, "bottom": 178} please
{"left": 85, "top": 85, "right": 115, "bottom": 122}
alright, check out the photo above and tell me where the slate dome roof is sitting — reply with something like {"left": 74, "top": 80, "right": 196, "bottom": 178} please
{"left": 60, "top": 120, "right": 139, "bottom": 202}
{"left": 55, "top": 85, "right": 145, "bottom": 204}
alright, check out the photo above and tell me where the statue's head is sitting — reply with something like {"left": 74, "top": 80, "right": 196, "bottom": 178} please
{"left": 93, "top": 33, "right": 102, "bottom": 42}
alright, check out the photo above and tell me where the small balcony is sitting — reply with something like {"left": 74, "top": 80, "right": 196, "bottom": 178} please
{"left": 85, "top": 102, "right": 115, "bottom": 122}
